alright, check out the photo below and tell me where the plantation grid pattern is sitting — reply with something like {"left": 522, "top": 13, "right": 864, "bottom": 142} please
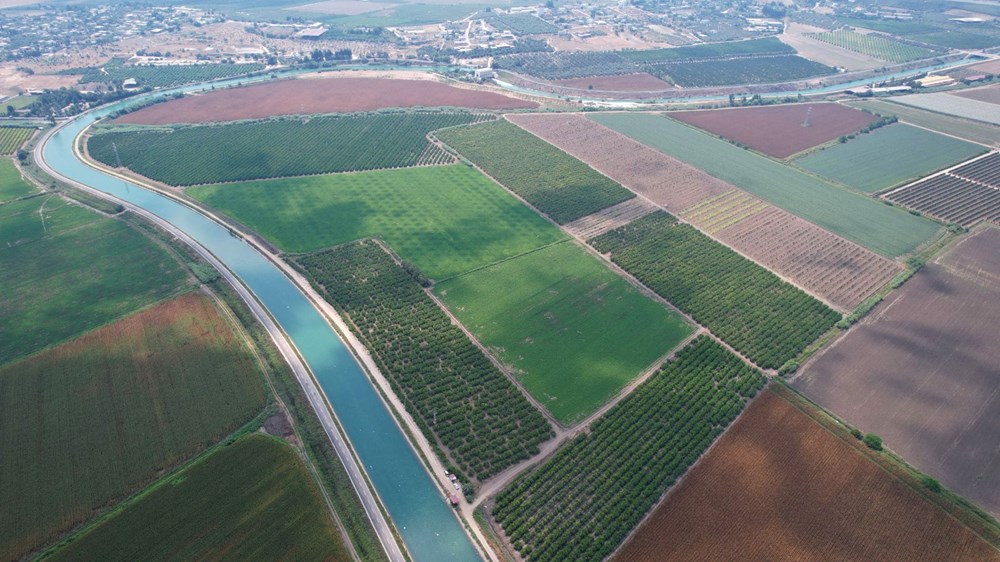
{"left": 886, "top": 152, "right": 1000, "bottom": 226}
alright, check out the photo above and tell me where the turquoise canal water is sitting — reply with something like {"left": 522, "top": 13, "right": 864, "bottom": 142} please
{"left": 41, "top": 80, "right": 480, "bottom": 562}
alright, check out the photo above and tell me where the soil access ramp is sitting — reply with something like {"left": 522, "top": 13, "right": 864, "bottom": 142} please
{"left": 36, "top": 91, "right": 482, "bottom": 561}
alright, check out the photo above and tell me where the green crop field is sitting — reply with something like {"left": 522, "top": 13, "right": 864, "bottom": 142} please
{"left": 78, "top": 58, "right": 265, "bottom": 88}
{"left": 648, "top": 55, "right": 835, "bottom": 87}
{"left": 494, "top": 51, "right": 636, "bottom": 80}
{"left": 909, "top": 31, "right": 1000, "bottom": 50}
{"left": 795, "top": 124, "right": 986, "bottom": 193}
{"left": 0, "top": 126, "right": 33, "bottom": 154}
{"left": 297, "top": 241, "right": 553, "bottom": 481}
{"left": 437, "top": 120, "right": 634, "bottom": 224}
{"left": 0, "top": 293, "right": 268, "bottom": 561}
{"left": 189, "top": 165, "right": 564, "bottom": 279}
{"left": 846, "top": 99, "right": 1000, "bottom": 146}
{"left": 492, "top": 336, "right": 765, "bottom": 562}
{"left": 0, "top": 198, "right": 190, "bottom": 364}
{"left": 834, "top": 17, "right": 941, "bottom": 35}
{"left": 88, "top": 112, "right": 487, "bottom": 186}
{"left": 4, "top": 94, "right": 37, "bottom": 110}
{"left": 591, "top": 212, "right": 840, "bottom": 369}
{"left": 435, "top": 241, "right": 693, "bottom": 424}
{"left": 808, "top": 30, "right": 939, "bottom": 62}
{"left": 47, "top": 435, "right": 346, "bottom": 562}
{"left": 590, "top": 113, "right": 941, "bottom": 257}
{"left": 619, "top": 37, "right": 794, "bottom": 62}
{"left": 484, "top": 12, "right": 559, "bottom": 34}
{"left": 0, "top": 159, "right": 35, "bottom": 202}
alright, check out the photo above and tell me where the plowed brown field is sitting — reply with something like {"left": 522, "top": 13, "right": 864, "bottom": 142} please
{"left": 670, "top": 103, "right": 877, "bottom": 158}
{"left": 795, "top": 227, "right": 1000, "bottom": 517}
{"left": 953, "top": 85, "right": 1000, "bottom": 106}
{"left": 510, "top": 113, "right": 899, "bottom": 310}
{"left": 116, "top": 77, "right": 538, "bottom": 125}
{"left": 614, "top": 390, "right": 1000, "bottom": 562}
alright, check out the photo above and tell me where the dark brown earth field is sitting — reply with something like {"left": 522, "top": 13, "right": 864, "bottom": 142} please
{"left": 952, "top": 84, "right": 1000, "bottom": 106}
{"left": 794, "top": 227, "right": 1000, "bottom": 517}
{"left": 552, "top": 73, "right": 671, "bottom": 92}
{"left": 614, "top": 390, "right": 1000, "bottom": 562}
{"left": 669, "top": 102, "right": 877, "bottom": 158}
{"left": 115, "top": 77, "right": 538, "bottom": 125}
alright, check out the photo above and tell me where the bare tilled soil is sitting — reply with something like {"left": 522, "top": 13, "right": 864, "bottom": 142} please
{"left": 552, "top": 72, "right": 671, "bottom": 92}
{"left": 669, "top": 102, "right": 877, "bottom": 158}
{"left": 510, "top": 113, "right": 899, "bottom": 310}
{"left": 508, "top": 113, "right": 731, "bottom": 211}
{"left": 564, "top": 197, "right": 659, "bottom": 239}
{"left": 116, "top": 77, "right": 538, "bottom": 125}
{"left": 795, "top": 228, "right": 1000, "bottom": 517}
{"left": 614, "top": 391, "right": 1000, "bottom": 562}
{"left": 714, "top": 206, "right": 902, "bottom": 310}
{"left": 952, "top": 84, "right": 1000, "bottom": 106}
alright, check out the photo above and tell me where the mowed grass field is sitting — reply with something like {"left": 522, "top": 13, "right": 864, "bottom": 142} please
{"left": 614, "top": 389, "right": 1000, "bottom": 562}
{"left": 0, "top": 293, "right": 268, "bottom": 561}
{"left": 189, "top": 165, "right": 565, "bottom": 280}
{"left": 795, "top": 124, "right": 986, "bottom": 193}
{"left": 0, "top": 158, "right": 35, "bottom": 202}
{"left": 0, "top": 197, "right": 190, "bottom": 364}
{"left": 47, "top": 435, "right": 347, "bottom": 562}
{"left": 435, "top": 241, "right": 693, "bottom": 423}
{"left": 590, "top": 113, "right": 941, "bottom": 257}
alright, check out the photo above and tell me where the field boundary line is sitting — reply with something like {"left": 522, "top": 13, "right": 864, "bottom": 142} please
{"left": 881, "top": 149, "right": 998, "bottom": 198}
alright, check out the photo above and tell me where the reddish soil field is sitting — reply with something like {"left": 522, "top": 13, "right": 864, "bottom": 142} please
{"left": 552, "top": 73, "right": 671, "bottom": 92}
{"left": 509, "top": 113, "right": 898, "bottom": 310}
{"left": 670, "top": 102, "right": 878, "bottom": 158}
{"left": 614, "top": 390, "right": 1000, "bottom": 562}
{"left": 952, "top": 84, "right": 1000, "bottom": 106}
{"left": 508, "top": 113, "right": 731, "bottom": 211}
{"left": 795, "top": 228, "right": 1000, "bottom": 517}
{"left": 116, "top": 77, "right": 538, "bottom": 125}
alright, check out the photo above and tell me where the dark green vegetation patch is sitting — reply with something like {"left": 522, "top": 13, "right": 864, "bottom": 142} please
{"left": 0, "top": 293, "right": 268, "bottom": 561}
{"left": 297, "top": 240, "right": 553, "bottom": 482}
{"left": 0, "top": 197, "right": 189, "bottom": 364}
{"left": 619, "top": 37, "right": 794, "bottom": 62}
{"left": 88, "top": 112, "right": 487, "bottom": 186}
{"left": 0, "top": 126, "right": 33, "bottom": 155}
{"left": 492, "top": 336, "right": 765, "bottom": 562}
{"left": 437, "top": 120, "right": 634, "bottom": 224}
{"left": 47, "top": 435, "right": 346, "bottom": 561}
{"left": 435, "top": 242, "right": 693, "bottom": 424}
{"left": 648, "top": 55, "right": 835, "bottom": 87}
{"left": 189, "top": 165, "right": 563, "bottom": 279}
{"left": 77, "top": 58, "right": 265, "bottom": 88}
{"left": 591, "top": 113, "right": 941, "bottom": 257}
{"left": 591, "top": 212, "right": 840, "bottom": 369}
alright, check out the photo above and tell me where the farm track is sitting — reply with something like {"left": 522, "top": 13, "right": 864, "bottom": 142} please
{"left": 507, "top": 113, "right": 900, "bottom": 311}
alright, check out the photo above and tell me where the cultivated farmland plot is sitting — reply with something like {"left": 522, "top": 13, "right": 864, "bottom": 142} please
{"left": 79, "top": 58, "right": 265, "bottom": 89}
{"left": 886, "top": 152, "right": 1000, "bottom": 226}
{"left": 0, "top": 293, "right": 268, "bottom": 561}
{"left": 807, "top": 29, "right": 940, "bottom": 62}
{"left": 88, "top": 112, "right": 490, "bottom": 186}
{"left": 845, "top": 99, "right": 1000, "bottom": 147}
{"left": 794, "top": 227, "right": 1000, "bottom": 517}
{"left": 644, "top": 55, "right": 835, "bottom": 87}
{"left": 0, "top": 126, "right": 33, "bottom": 155}
{"left": 590, "top": 112, "right": 941, "bottom": 258}
{"left": 0, "top": 159, "right": 35, "bottom": 203}
{"left": 614, "top": 390, "right": 1000, "bottom": 562}
{"left": 795, "top": 123, "right": 986, "bottom": 193}
{"left": 592, "top": 212, "right": 840, "bottom": 369}
{"left": 669, "top": 103, "right": 878, "bottom": 159}
{"left": 510, "top": 113, "right": 902, "bottom": 310}
{"left": 47, "top": 435, "right": 347, "bottom": 561}
{"left": 436, "top": 119, "right": 635, "bottom": 224}
{"left": 115, "top": 77, "right": 538, "bottom": 125}
{"left": 296, "top": 241, "right": 553, "bottom": 481}
{"left": 492, "top": 337, "right": 766, "bottom": 562}
{"left": 618, "top": 37, "right": 795, "bottom": 62}
{"left": 889, "top": 93, "right": 1000, "bottom": 126}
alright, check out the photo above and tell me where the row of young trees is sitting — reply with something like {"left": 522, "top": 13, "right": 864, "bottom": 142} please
{"left": 492, "top": 337, "right": 765, "bottom": 561}
{"left": 297, "top": 241, "right": 553, "bottom": 483}
{"left": 591, "top": 212, "right": 840, "bottom": 368}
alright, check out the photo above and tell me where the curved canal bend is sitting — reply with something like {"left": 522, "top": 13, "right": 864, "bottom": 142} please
{"left": 37, "top": 86, "right": 481, "bottom": 562}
